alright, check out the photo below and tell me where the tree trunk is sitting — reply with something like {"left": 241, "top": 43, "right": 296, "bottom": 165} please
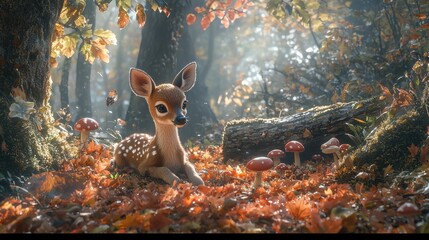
{"left": 176, "top": 6, "right": 217, "bottom": 140}
{"left": 60, "top": 56, "right": 71, "bottom": 116}
{"left": 123, "top": 1, "right": 217, "bottom": 141}
{"left": 0, "top": 0, "right": 65, "bottom": 175}
{"left": 75, "top": 0, "right": 96, "bottom": 120}
{"left": 222, "top": 97, "right": 386, "bottom": 162}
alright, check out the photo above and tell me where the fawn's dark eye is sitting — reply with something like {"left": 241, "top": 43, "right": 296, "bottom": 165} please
{"left": 156, "top": 104, "right": 167, "bottom": 113}
{"left": 182, "top": 100, "right": 188, "bottom": 110}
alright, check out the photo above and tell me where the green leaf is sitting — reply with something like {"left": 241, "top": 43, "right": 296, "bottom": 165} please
{"left": 116, "top": 0, "right": 131, "bottom": 11}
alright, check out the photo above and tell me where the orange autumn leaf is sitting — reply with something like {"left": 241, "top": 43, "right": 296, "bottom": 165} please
{"left": 117, "top": 6, "right": 130, "bottom": 29}
{"left": 113, "top": 212, "right": 148, "bottom": 229}
{"left": 149, "top": 212, "right": 172, "bottom": 231}
{"left": 379, "top": 84, "right": 392, "bottom": 100}
{"left": 285, "top": 197, "right": 311, "bottom": 220}
{"left": 136, "top": 3, "right": 146, "bottom": 28}
{"left": 186, "top": 13, "right": 197, "bottom": 25}
{"left": 91, "top": 38, "right": 110, "bottom": 63}
{"left": 415, "top": 13, "right": 427, "bottom": 20}
{"left": 306, "top": 211, "right": 343, "bottom": 233}
{"left": 408, "top": 143, "right": 419, "bottom": 158}
{"left": 201, "top": 13, "right": 212, "bottom": 30}
{"left": 86, "top": 140, "right": 102, "bottom": 154}
{"left": 40, "top": 172, "right": 66, "bottom": 194}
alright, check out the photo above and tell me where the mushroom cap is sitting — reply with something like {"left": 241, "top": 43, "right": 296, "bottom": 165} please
{"left": 311, "top": 154, "right": 324, "bottom": 161}
{"left": 321, "top": 145, "right": 340, "bottom": 154}
{"left": 267, "top": 149, "right": 285, "bottom": 158}
{"left": 284, "top": 141, "right": 305, "bottom": 153}
{"left": 274, "top": 163, "right": 290, "bottom": 171}
{"left": 339, "top": 144, "right": 351, "bottom": 154}
{"left": 397, "top": 202, "right": 420, "bottom": 216}
{"left": 246, "top": 157, "right": 273, "bottom": 171}
{"left": 321, "top": 137, "right": 340, "bottom": 150}
{"left": 74, "top": 117, "right": 99, "bottom": 132}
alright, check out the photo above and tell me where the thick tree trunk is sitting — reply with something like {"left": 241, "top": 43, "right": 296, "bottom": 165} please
{"left": 222, "top": 97, "right": 386, "bottom": 162}
{"left": 0, "top": 0, "right": 65, "bottom": 175}
{"left": 75, "top": 0, "right": 96, "bottom": 120}
{"left": 123, "top": 1, "right": 217, "bottom": 141}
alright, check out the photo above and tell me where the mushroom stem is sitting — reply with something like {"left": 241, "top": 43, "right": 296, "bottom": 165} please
{"left": 80, "top": 131, "right": 90, "bottom": 144}
{"left": 294, "top": 152, "right": 301, "bottom": 167}
{"left": 273, "top": 157, "right": 281, "bottom": 166}
{"left": 333, "top": 153, "right": 339, "bottom": 167}
{"left": 253, "top": 172, "right": 263, "bottom": 188}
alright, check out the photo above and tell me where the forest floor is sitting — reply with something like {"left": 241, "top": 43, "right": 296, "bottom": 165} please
{"left": 0, "top": 141, "right": 428, "bottom": 233}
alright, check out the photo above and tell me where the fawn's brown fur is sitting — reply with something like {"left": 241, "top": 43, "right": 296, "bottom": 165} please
{"left": 114, "top": 62, "right": 204, "bottom": 186}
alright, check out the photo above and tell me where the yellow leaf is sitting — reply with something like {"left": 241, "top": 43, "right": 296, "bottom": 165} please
{"left": 74, "top": 15, "right": 86, "bottom": 27}
{"left": 61, "top": 35, "right": 79, "bottom": 58}
{"left": 93, "top": 29, "right": 117, "bottom": 45}
{"left": 136, "top": 3, "right": 146, "bottom": 28}
{"left": 117, "top": 6, "right": 130, "bottom": 29}
{"left": 81, "top": 42, "right": 95, "bottom": 64}
{"left": 303, "top": 128, "right": 312, "bottom": 138}
{"left": 352, "top": 118, "right": 366, "bottom": 124}
{"left": 232, "top": 97, "right": 242, "bottom": 107}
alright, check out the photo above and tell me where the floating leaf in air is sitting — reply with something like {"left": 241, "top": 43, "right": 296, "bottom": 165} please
{"left": 106, "top": 89, "right": 118, "bottom": 106}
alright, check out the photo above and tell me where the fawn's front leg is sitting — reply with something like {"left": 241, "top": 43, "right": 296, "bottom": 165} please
{"left": 184, "top": 161, "right": 204, "bottom": 186}
{"left": 140, "top": 166, "right": 182, "bottom": 185}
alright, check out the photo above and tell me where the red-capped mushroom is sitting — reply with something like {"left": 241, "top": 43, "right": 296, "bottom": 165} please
{"left": 274, "top": 163, "right": 289, "bottom": 175}
{"left": 285, "top": 141, "right": 305, "bottom": 167}
{"left": 74, "top": 117, "right": 99, "bottom": 144}
{"left": 397, "top": 202, "right": 420, "bottom": 224}
{"left": 267, "top": 149, "right": 285, "bottom": 166}
{"left": 339, "top": 144, "right": 351, "bottom": 155}
{"left": 246, "top": 157, "right": 273, "bottom": 188}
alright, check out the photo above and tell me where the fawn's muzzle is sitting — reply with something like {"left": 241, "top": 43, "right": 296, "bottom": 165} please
{"left": 174, "top": 108, "right": 188, "bottom": 126}
{"left": 174, "top": 115, "right": 187, "bottom": 126}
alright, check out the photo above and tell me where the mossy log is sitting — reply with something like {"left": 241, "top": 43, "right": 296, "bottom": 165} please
{"left": 335, "top": 108, "right": 428, "bottom": 182}
{"left": 222, "top": 97, "right": 386, "bottom": 162}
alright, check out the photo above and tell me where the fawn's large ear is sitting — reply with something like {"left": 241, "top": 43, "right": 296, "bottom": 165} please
{"left": 129, "top": 67, "right": 155, "bottom": 98}
{"left": 172, "top": 62, "right": 197, "bottom": 92}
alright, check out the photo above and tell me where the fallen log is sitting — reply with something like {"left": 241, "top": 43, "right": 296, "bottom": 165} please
{"left": 221, "top": 97, "right": 386, "bottom": 162}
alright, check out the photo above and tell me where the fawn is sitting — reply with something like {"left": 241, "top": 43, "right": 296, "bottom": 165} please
{"left": 114, "top": 62, "right": 204, "bottom": 186}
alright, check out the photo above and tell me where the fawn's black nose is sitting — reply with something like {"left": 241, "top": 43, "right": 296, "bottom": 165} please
{"left": 174, "top": 115, "right": 187, "bottom": 126}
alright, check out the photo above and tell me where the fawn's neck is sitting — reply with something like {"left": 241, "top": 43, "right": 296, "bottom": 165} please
{"left": 154, "top": 123, "right": 185, "bottom": 165}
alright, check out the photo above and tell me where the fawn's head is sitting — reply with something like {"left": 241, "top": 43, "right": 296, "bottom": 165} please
{"left": 129, "top": 62, "right": 197, "bottom": 128}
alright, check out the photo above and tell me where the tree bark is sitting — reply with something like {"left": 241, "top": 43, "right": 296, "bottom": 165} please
{"left": 0, "top": 0, "right": 65, "bottom": 175}
{"left": 123, "top": 1, "right": 217, "bottom": 141}
{"left": 222, "top": 97, "right": 386, "bottom": 162}
{"left": 60, "top": 57, "right": 71, "bottom": 111}
{"left": 75, "top": 0, "right": 96, "bottom": 120}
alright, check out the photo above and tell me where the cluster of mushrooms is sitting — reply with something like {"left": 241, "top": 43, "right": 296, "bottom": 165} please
{"left": 245, "top": 137, "right": 351, "bottom": 188}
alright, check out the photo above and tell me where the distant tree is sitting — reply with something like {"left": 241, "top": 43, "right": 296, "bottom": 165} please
{"left": 75, "top": 0, "right": 97, "bottom": 120}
